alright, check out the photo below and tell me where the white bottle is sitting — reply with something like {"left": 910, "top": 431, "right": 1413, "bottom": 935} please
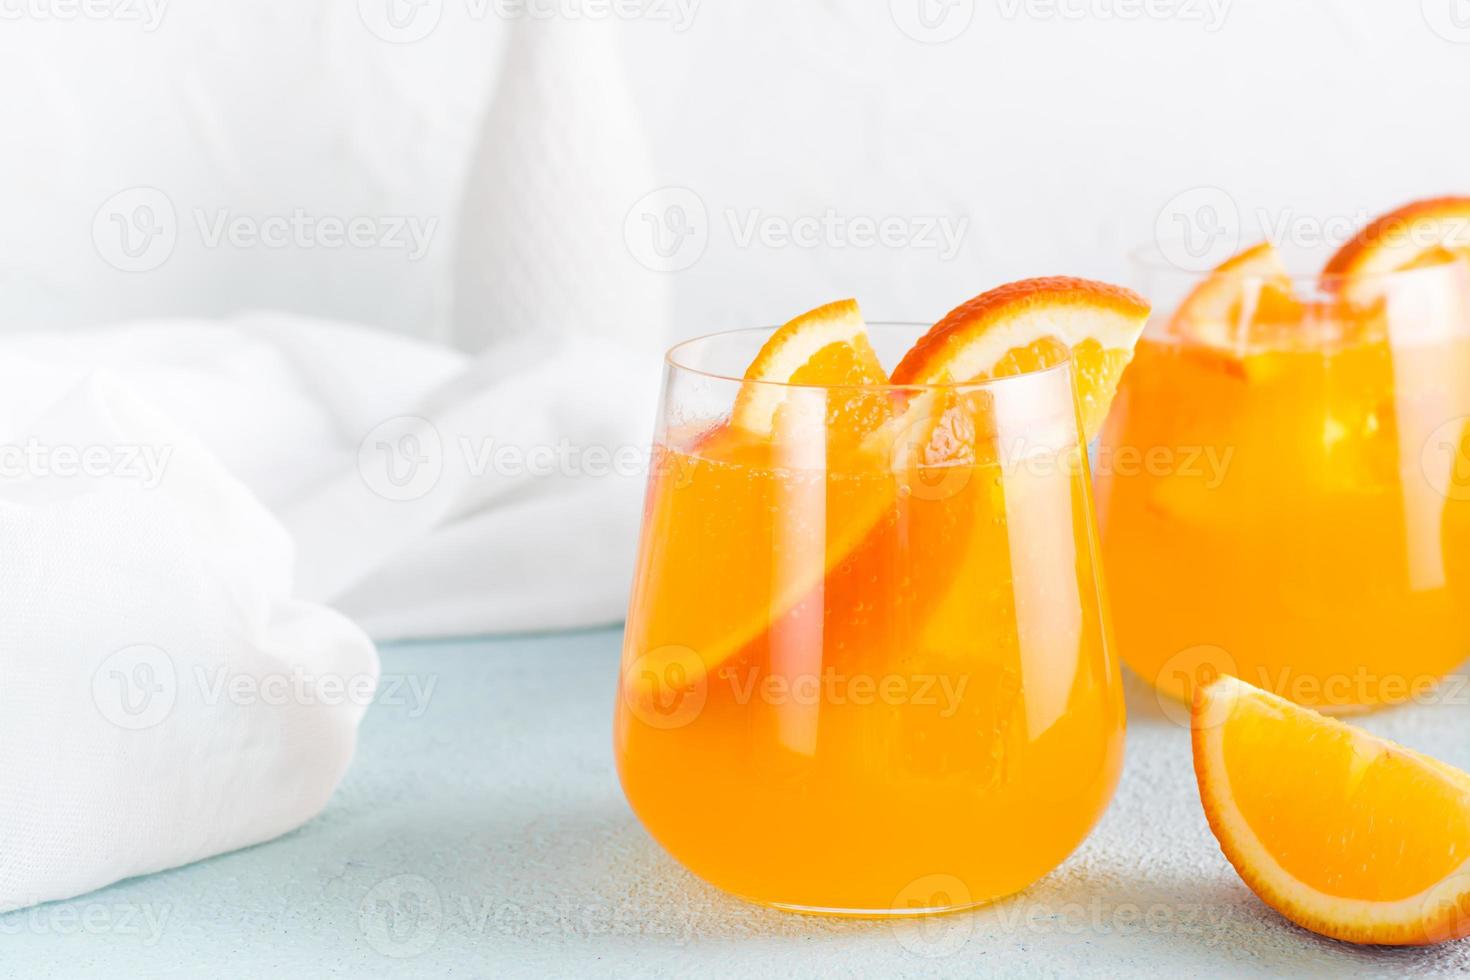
{"left": 452, "top": 18, "right": 673, "bottom": 356}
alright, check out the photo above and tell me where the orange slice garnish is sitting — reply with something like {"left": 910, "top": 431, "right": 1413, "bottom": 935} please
{"left": 1323, "top": 196, "right": 1470, "bottom": 306}
{"left": 624, "top": 300, "right": 894, "bottom": 712}
{"left": 890, "top": 276, "right": 1150, "bottom": 440}
{"left": 730, "top": 298, "right": 890, "bottom": 455}
{"left": 1193, "top": 675, "right": 1470, "bottom": 946}
{"left": 1169, "top": 241, "right": 1303, "bottom": 349}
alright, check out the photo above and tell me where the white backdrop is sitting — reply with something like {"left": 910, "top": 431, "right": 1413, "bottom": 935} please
{"left": 0, "top": 1, "right": 1467, "bottom": 343}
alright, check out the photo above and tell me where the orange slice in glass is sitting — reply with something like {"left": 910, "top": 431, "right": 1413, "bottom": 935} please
{"left": 730, "top": 298, "right": 891, "bottom": 456}
{"left": 1324, "top": 196, "right": 1470, "bottom": 307}
{"left": 889, "top": 276, "right": 1151, "bottom": 440}
{"left": 624, "top": 300, "right": 894, "bottom": 710}
{"left": 1168, "top": 241, "right": 1303, "bottom": 350}
{"left": 1193, "top": 675, "right": 1470, "bottom": 946}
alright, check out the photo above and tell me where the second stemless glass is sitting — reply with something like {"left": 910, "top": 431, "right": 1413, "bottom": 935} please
{"left": 614, "top": 325, "right": 1125, "bottom": 915}
{"left": 1098, "top": 252, "right": 1470, "bottom": 713}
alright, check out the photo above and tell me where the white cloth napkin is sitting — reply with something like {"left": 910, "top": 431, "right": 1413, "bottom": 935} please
{"left": 0, "top": 372, "right": 378, "bottom": 910}
{"left": 0, "top": 314, "right": 663, "bottom": 912}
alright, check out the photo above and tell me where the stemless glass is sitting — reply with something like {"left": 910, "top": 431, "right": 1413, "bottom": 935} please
{"left": 613, "top": 324, "right": 1125, "bottom": 915}
{"left": 1098, "top": 250, "right": 1470, "bottom": 713}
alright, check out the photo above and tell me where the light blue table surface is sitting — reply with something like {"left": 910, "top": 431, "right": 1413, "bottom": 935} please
{"left": 5, "top": 627, "right": 1470, "bottom": 979}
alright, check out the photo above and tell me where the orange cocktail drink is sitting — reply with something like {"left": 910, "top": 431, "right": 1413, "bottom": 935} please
{"left": 615, "top": 283, "right": 1148, "bottom": 914}
{"left": 1099, "top": 201, "right": 1470, "bottom": 713}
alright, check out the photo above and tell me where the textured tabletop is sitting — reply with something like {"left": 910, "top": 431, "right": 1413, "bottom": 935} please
{"left": 5, "top": 627, "right": 1470, "bottom": 978}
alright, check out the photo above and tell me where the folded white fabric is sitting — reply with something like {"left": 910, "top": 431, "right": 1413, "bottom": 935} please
{"left": 0, "top": 312, "right": 661, "bottom": 910}
{"left": 0, "top": 313, "right": 664, "bottom": 639}
{"left": 0, "top": 374, "right": 378, "bottom": 910}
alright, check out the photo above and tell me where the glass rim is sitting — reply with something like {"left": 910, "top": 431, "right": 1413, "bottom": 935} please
{"left": 1133, "top": 239, "right": 1470, "bottom": 288}
{"left": 664, "top": 322, "right": 1076, "bottom": 394}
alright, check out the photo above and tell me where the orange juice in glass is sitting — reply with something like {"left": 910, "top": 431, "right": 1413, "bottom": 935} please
{"left": 1099, "top": 199, "right": 1470, "bottom": 713}
{"left": 615, "top": 282, "right": 1148, "bottom": 914}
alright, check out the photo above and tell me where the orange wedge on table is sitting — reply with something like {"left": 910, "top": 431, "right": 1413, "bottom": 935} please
{"left": 1193, "top": 675, "right": 1470, "bottom": 946}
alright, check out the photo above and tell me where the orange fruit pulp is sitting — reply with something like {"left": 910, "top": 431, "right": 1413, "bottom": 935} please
{"left": 1194, "top": 675, "right": 1470, "bottom": 945}
{"left": 616, "top": 283, "right": 1144, "bottom": 912}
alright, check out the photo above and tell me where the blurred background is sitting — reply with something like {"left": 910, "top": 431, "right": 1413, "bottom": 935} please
{"left": 3, "top": 1, "right": 1467, "bottom": 345}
